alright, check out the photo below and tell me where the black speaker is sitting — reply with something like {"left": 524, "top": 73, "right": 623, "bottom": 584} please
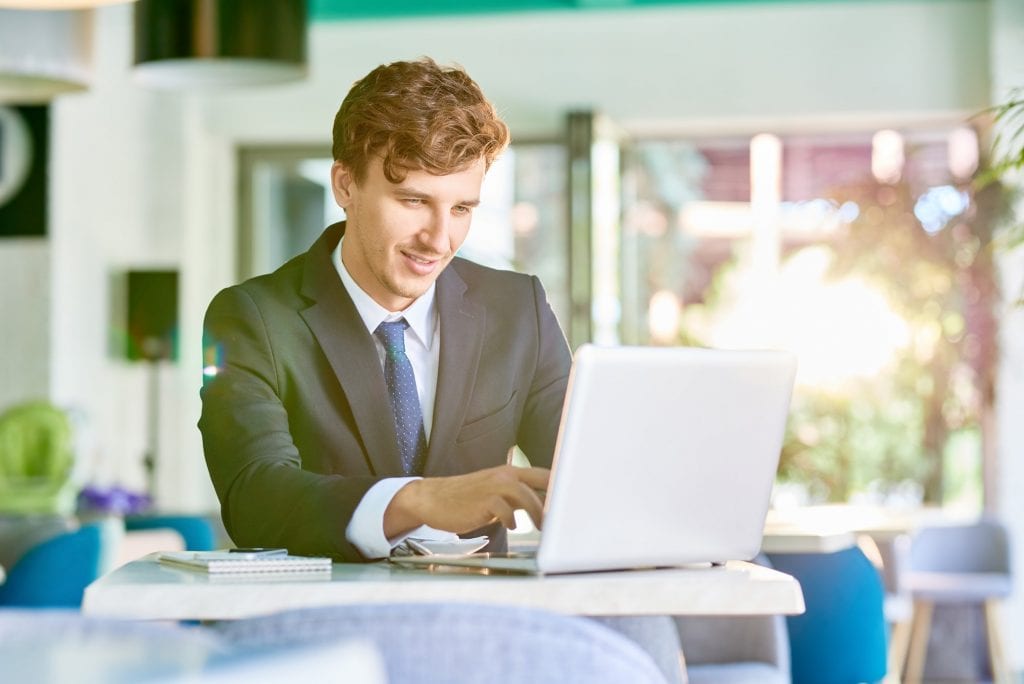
{"left": 126, "top": 270, "right": 178, "bottom": 361}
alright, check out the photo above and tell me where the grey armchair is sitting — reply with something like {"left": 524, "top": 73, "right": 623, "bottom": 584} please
{"left": 214, "top": 602, "right": 672, "bottom": 684}
{"left": 674, "top": 613, "right": 790, "bottom": 684}
{"left": 672, "top": 554, "right": 790, "bottom": 684}
{"left": 0, "top": 608, "right": 386, "bottom": 683}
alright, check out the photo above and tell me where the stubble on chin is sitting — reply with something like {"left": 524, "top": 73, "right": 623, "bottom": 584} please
{"left": 376, "top": 258, "right": 428, "bottom": 305}
{"left": 382, "top": 275, "right": 424, "bottom": 303}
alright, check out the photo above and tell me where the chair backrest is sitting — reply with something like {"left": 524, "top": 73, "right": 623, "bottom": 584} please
{"left": 909, "top": 519, "right": 1010, "bottom": 575}
{"left": 768, "top": 547, "right": 888, "bottom": 684}
{"left": 0, "top": 609, "right": 386, "bottom": 683}
{"left": 0, "top": 514, "right": 75, "bottom": 571}
{"left": 0, "top": 609, "right": 237, "bottom": 681}
{"left": 0, "top": 402, "right": 76, "bottom": 516}
{"left": 675, "top": 612, "right": 791, "bottom": 684}
{"left": 674, "top": 554, "right": 790, "bottom": 672}
{"left": 676, "top": 613, "right": 789, "bottom": 669}
{"left": 125, "top": 515, "right": 216, "bottom": 551}
{"left": 869, "top": 533, "right": 911, "bottom": 595}
{"left": 213, "top": 603, "right": 671, "bottom": 684}
{"left": 0, "top": 518, "right": 122, "bottom": 607}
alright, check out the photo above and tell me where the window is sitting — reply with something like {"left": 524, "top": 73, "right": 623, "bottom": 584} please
{"left": 620, "top": 127, "right": 990, "bottom": 509}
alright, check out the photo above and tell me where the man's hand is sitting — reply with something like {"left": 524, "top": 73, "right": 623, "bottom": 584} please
{"left": 383, "top": 465, "right": 550, "bottom": 539}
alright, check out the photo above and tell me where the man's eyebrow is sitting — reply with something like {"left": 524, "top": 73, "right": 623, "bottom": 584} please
{"left": 393, "top": 185, "right": 430, "bottom": 198}
{"left": 393, "top": 185, "right": 481, "bottom": 206}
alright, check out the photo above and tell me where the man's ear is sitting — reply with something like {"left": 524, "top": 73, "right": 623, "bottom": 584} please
{"left": 331, "top": 161, "right": 355, "bottom": 209}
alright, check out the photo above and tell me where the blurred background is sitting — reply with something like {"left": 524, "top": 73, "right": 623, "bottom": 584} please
{"left": 1, "top": 0, "right": 1022, "bottom": 677}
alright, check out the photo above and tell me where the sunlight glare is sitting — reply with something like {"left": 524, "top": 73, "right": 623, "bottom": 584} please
{"left": 871, "top": 130, "right": 904, "bottom": 184}
{"left": 709, "top": 247, "right": 910, "bottom": 392}
{"left": 648, "top": 290, "right": 682, "bottom": 344}
{"left": 779, "top": 249, "right": 910, "bottom": 390}
{"left": 947, "top": 126, "right": 979, "bottom": 180}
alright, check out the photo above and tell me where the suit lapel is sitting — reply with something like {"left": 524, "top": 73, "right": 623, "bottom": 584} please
{"left": 425, "top": 264, "right": 486, "bottom": 476}
{"left": 298, "top": 223, "right": 404, "bottom": 476}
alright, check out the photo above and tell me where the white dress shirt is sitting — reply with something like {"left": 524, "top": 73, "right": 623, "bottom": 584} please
{"left": 332, "top": 238, "right": 457, "bottom": 558}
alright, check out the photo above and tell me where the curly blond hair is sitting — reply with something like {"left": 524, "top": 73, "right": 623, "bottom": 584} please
{"left": 332, "top": 57, "right": 510, "bottom": 183}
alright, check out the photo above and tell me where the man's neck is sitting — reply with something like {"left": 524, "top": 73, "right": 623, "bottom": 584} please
{"left": 332, "top": 235, "right": 437, "bottom": 347}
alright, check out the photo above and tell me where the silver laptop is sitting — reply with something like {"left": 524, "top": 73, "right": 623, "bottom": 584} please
{"left": 393, "top": 344, "right": 797, "bottom": 575}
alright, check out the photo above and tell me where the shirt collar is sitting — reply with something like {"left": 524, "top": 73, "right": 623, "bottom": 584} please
{"left": 332, "top": 236, "right": 437, "bottom": 348}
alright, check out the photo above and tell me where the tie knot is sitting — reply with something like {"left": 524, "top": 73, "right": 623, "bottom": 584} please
{"left": 375, "top": 319, "right": 409, "bottom": 354}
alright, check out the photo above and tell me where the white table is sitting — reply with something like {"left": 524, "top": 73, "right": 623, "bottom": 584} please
{"left": 761, "top": 521, "right": 859, "bottom": 554}
{"left": 83, "top": 554, "right": 805, "bottom": 621}
{"left": 760, "top": 505, "right": 929, "bottom": 554}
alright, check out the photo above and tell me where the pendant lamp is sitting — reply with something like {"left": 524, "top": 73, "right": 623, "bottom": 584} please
{"left": 133, "top": 0, "right": 307, "bottom": 90}
{"left": 0, "top": 8, "right": 92, "bottom": 103}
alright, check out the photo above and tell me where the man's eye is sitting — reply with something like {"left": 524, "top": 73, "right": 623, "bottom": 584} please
{"left": 453, "top": 205, "right": 471, "bottom": 215}
{"left": 403, "top": 198, "right": 424, "bottom": 206}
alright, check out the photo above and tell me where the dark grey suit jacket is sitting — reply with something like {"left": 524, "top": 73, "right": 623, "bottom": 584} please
{"left": 199, "top": 222, "right": 572, "bottom": 561}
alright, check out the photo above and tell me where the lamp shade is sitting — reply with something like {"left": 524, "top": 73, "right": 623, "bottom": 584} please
{"left": 133, "top": 0, "right": 307, "bottom": 89}
{"left": 0, "top": 1, "right": 131, "bottom": 7}
{"left": 0, "top": 9, "right": 92, "bottom": 103}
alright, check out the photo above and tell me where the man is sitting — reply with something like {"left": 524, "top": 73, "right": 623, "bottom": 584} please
{"left": 199, "top": 58, "right": 572, "bottom": 562}
{"left": 200, "top": 58, "right": 686, "bottom": 683}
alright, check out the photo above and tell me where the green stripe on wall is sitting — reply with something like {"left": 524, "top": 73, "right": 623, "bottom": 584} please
{"left": 311, "top": 0, "right": 908, "bottom": 21}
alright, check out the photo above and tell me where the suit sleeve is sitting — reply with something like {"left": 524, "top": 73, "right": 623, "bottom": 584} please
{"left": 198, "top": 285, "right": 377, "bottom": 561}
{"left": 516, "top": 276, "right": 573, "bottom": 468}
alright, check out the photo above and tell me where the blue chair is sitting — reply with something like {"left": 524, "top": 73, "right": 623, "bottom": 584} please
{"left": 768, "top": 546, "right": 888, "bottom": 684}
{"left": 0, "top": 519, "right": 121, "bottom": 608}
{"left": 125, "top": 515, "right": 216, "bottom": 551}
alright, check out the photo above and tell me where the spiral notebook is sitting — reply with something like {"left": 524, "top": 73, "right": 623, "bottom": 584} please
{"left": 158, "top": 551, "right": 332, "bottom": 574}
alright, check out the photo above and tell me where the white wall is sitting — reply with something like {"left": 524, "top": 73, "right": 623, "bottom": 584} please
{"left": 0, "top": 240, "right": 49, "bottom": 410}
{"left": 45, "top": 0, "right": 1023, "bottom": 662}
{"left": 202, "top": 0, "right": 991, "bottom": 141}
{"left": 49, "top": 6, "right": 192, "bottom": 500}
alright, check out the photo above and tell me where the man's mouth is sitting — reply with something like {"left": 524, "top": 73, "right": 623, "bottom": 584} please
{"left": 401, "top": 250, "right": 444, "bottom": 275}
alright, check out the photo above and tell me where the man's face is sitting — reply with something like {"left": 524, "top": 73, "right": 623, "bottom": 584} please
{"left": 332, "top": 156, "right": 485, "bottom": 311}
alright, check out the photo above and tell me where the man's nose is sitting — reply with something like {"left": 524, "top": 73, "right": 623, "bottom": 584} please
{"left": 419, "top": 209, "right": 451, "bottom": 253}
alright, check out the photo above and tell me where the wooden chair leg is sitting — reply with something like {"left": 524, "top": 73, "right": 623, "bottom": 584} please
{"left": 904, "top": 600, "right": 933, "bottom": 684}
{"left": 886, "top": 618, "right": 912, "bottom": 684}
{"left": 983, "top": 600, "right": 1010, "bottom": 684}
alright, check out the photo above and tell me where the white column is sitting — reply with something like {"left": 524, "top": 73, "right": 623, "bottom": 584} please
{"left": 991, "top": 0, "right": 1024, "bottom": 672}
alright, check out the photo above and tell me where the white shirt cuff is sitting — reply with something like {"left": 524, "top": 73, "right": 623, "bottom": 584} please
{"left": 345, "top": 478, "right": 459, "bottom": 559}
{"left": 346, "top": 478, "right": 418, "bottom": 559}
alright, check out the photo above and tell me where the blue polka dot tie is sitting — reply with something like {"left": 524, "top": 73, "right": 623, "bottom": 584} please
{"left": 375, "top": 319, "right": 427, "bottom": 475}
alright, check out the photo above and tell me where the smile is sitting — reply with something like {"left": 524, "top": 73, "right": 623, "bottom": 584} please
{"left": 401, "top": 250, "right": 444, "bottom": 275}
{"left": 405, "top": 253, "right": 435, "bottom": 265}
